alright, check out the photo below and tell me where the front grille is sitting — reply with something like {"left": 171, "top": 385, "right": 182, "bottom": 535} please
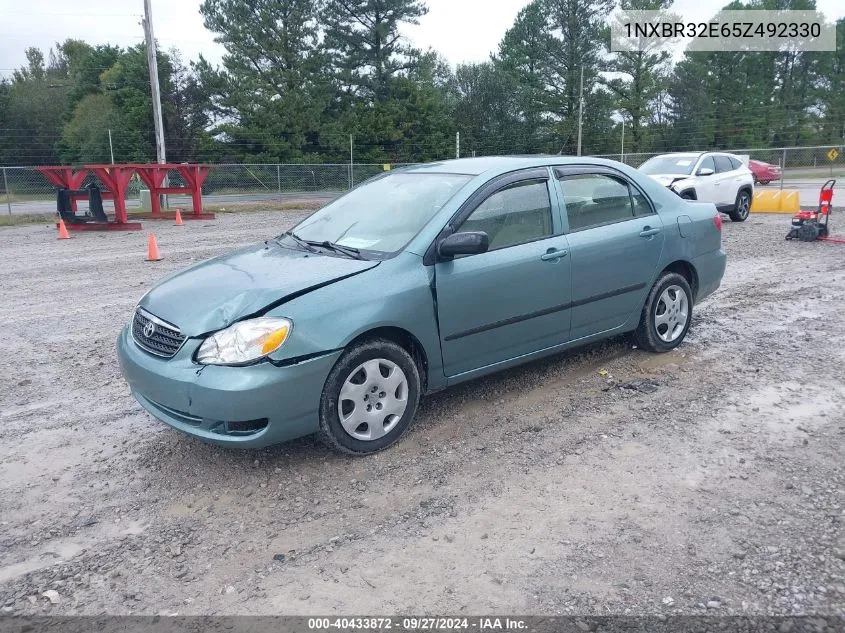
{"left": 132, "top": 309, "right": 186, "bottom": 358}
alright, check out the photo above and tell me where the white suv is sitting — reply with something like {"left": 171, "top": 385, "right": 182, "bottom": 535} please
{"left": 638, "top": 152, "right": 754, "bottom": 222}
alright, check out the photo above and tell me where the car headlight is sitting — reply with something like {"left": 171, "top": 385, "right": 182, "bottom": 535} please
{"left": 196, "top": 317, "right": 292, "bottom": 366}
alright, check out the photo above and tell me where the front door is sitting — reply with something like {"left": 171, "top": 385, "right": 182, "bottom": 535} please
{"left": 694, "top": 155, "right": 720, "bottom": 202}
{"left": 434, "top": 171, "right": 572, "bottom": 377}
{"left": 553, "top": 168, "right": 665, "bottom": 341}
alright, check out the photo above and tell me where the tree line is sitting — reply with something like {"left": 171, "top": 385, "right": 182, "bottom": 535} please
{"left": 0, "top": 0, "right": 843, "bottom": 167}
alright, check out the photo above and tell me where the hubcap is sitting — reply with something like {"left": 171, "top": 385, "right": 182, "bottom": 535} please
{"left": 654, "top": 285, "right": 689, "bottom": 343}
{"left": 337, "top": 358, "right": 409, "bottom": 441}
{"left": 738, "top": 194, "right": 750, "bottom": 217}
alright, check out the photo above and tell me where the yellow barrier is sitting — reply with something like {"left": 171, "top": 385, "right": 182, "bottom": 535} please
{"left": 752, "top": 189, "right": 801, "bottom": 213}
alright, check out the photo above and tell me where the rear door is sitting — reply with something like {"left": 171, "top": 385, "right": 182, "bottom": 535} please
{"left": 434, "top": 169, "right": 572, "bottom": 377}
{"left": 713, "top": 154, "right": 738, "bottom": 206}
{"left": 554, "top": 167, "right": 665, "bottom": 341}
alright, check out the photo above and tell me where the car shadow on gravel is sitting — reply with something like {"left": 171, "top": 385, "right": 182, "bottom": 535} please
{"left": 130, "top": 334, "right": 636, "bottom": 480}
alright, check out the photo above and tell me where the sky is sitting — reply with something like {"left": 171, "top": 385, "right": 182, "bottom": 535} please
{"left": 1, "top": 0, "right": 844, "bottom": 78}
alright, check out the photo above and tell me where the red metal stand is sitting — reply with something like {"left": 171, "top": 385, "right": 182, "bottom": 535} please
{"left": 133, "top": 164, "right": 215, "bottom": 220}
{"left": 87, "top": 165, "right": 136, "bottom": 224}
{"left": 36, "top": 167, "right": 89, "bottom": 212}
{"left": 55, "top": 221, "right": 143, "bottom": 231}
{"left": 36, "top": 163, "right": 214, "bottom": 230}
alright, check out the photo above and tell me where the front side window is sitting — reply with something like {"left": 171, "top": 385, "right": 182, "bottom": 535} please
{"left": 291, "top": 172, "right": 472, "bottom": 257}
{"left": 697, "top": 156, "right": 716, "bottom": 174}
{"left": 559, "top": 174, "right": 635, "bottom": 231}
{"left": 457, "top": 179, "right": 553, "bottom": 251}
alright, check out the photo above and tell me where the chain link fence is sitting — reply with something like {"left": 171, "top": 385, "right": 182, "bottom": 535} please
{"left": 0, "top": 163, "right": 414, "bottom": 216}
{"left": 2, "top": 147, "right": 844, "bottom": 216}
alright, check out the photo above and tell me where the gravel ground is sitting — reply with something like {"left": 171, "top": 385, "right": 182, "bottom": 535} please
{"left": 0, "top": 211, "right": 843, "bottom": 617}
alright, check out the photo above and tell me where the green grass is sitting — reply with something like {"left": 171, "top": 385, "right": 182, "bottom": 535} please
{"left": 0, "top": 199, "right": 325, "bottom": 228}
{"left": 205, "top": 200, "right": 325, "bottom": 214}
{"left": 783, "top": 168, "right": 845, "bottom": 180}
{"left": 0, "top": 193, "right": 54, "bottom": 204}
{"left": 0, "top": 212, "right": 55, "bottom": 227}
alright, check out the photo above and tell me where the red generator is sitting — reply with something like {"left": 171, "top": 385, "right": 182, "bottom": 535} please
{"left": 786, "top": 179, "right": 839, "bottom": 242}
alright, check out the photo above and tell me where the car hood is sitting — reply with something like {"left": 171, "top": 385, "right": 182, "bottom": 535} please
{"left": 647, "top": 173, "right": 693, "bottom": 187}
{"left": 139, "top": 242, "right": 379, "bottom": 336}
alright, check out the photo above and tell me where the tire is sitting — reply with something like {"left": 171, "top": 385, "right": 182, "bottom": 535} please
{"left": 634, "top": 272, "right": 693, "bottom": 353}
{"left": 797, "top": 223, "right": 819, "bottom": 242}
{"left": 680, "top": 191, "right": 696, "bottom": 200}
{"left": 729, "top": 189, "right": 751, "bottom": 222}
{"left": 318, "top": 338, "right": 421, "bottom": 455}
{"left": 760, "top": 180, "right": 770, "bottom": 185}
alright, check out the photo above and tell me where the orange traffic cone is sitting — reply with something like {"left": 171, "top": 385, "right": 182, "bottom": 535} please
{"left": 57, "top": 219, "right": 70, "bottom": 240}
{"left": 146, "top": 232, "right": 162, "bottom": 261}
{"left": 174, "top": 209, "right": 183, "bottom": 226}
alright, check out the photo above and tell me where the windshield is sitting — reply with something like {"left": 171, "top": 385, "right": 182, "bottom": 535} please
{"left": 289, "top": 172, "right": 471, "bottom": 257}
{"left": 639, "top": 155, "right": 697, "bottom": 176}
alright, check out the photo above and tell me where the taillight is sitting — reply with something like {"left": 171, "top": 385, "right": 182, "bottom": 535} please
{"left": 714, "top": 214, "right": 722, "bottom": 232}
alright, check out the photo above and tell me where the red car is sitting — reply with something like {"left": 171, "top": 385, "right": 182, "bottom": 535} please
{"left": 748, "top": 159, "right": 782, "bottom": 185}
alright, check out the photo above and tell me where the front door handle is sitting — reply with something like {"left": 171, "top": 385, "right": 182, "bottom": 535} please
{"left": 540, "top": 248, "right": 568, "bottom": 261}
{"left": 639, "top": 227, "right": 662, "bottom": 238}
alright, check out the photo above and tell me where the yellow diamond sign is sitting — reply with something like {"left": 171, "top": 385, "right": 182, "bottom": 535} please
{"left": 828, "top": 148, "right": 839, "bottom": 161}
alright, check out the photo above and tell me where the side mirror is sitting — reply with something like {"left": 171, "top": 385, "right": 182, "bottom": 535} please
{"left": 437, "top": 231, "right": 489, "bottom": 259}
{"left": 697, "top": 167, "right": 715, "bottom": 176}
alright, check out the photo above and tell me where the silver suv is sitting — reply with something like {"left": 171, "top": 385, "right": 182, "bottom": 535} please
{"left": 638, "top": 152, "right": 755, "bottom": 222}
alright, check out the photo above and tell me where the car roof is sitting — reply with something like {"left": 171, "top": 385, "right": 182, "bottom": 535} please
{"left": 398, "top": 155, "right": 628, "bottom": 177}
{"left": 648, "top": 151, "right": 743, "bottom": 160}
{"left": 647, "top": 152, "right": 703, "bottom": 159}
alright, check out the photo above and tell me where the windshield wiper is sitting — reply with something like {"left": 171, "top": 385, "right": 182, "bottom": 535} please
{"left": 278, "top": 231, "right": 320, "bottom": 254}
{"left": 310, "top": 240, "right": 365, "bottom": 260}
{"left": 278, "top": 232, "right": 365, "bottom": 259}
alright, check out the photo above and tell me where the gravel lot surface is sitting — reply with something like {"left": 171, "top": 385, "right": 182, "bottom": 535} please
{"left": 0, "top": 211, "right": 843, "bottom": 617}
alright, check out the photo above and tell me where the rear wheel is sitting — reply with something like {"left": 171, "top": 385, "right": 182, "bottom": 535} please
{"left": 680, "top": 191, "right": 695, "bottom": 200}
{"left": 729, "top": 189, "right": 751, "bottom": 222}
{"left": 634, "top": 272, "right": 693, "bottom": 353}
{"left": 318, "top": 338, "right": 421, "bottom": 455}
{"left": 760, "top": 180, "right": 770, "bottom": 185}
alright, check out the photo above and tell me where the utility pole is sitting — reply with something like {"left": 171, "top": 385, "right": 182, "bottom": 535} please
{"left": 576, "top": 66, "right": 584, "bottom": 157}
{"left": 143, "top": 0, "right": 167, "bottom": 204}
{"left": 2, "top": 168, "right": 11, "bottom": 216}
{"left": 456, "top": 132, "right": 460, "bottom": 159}
{"left": 620, "top": 119, "right": 625, "bottom": 162}
{"left": 349, "top": 134, "right": 354, "bottom": 188}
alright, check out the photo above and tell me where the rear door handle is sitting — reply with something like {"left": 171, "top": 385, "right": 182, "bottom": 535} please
{"left": 639, "top": 227, "right": 661, "bottom": 238}
{"left": 541, "top": 248, "right": 568, "bottom": 261}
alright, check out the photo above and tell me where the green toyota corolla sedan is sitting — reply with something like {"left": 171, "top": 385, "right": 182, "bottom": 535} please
{"left": 117, "top": 156, "right": 726, "bottom": 454}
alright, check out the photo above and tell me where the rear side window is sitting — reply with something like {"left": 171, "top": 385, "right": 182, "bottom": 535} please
{"left": 728, "top": 156, "right": 742, "bottom": 170}
{"left": 714, "top": 155, "right": 734, "bottom": 173}
{"left": 559, "top": 174, "right": 635, "bottom": 231}
{"left": 631, "top": 189, "right": 654, "bottom": 217}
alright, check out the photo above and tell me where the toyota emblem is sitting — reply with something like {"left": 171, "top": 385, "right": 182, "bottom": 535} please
{"left": 143, "top": 321, "right": 156, "bottom": 338}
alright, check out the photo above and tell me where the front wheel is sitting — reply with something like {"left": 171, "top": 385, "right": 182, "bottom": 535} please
{"left": 729, "top": 190, "right": 751, "bottom": 222}
{"left": 634, "top": 273, "right": 693, "bottom": 353}
{"left": 318, "top": 338, "right": 421, "bottom": 455}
